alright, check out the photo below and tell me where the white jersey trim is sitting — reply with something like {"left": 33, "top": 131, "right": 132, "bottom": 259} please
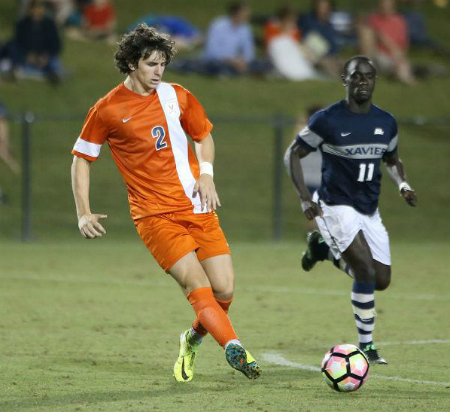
{"left": 297, "top": 126, "right": 323, "bottom": 149}
{"left": 387, "top": 134, "right": 398, "bottom": 152}
{"left": 156, "top": 82, "right": 205, "bottom": 214}
{"left": 73, "top": 137, "right": 102, "bottom": 158}
{"left": 322, "top": 143, "right": 388, "bottom": 159}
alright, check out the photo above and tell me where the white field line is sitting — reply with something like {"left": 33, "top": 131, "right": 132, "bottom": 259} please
{"left": 262, "top": 352, "right": 450, "bottom": 387}
{"left": 240, "top": 285, "right": 450, "bottom": 302}
{"left": 1, "top": 273, "right": 449, "bottom": 302}
{"left": 316, "top": 339, "right": 450, "bottom": 349}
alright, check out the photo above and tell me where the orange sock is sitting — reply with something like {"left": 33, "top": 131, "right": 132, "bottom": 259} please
{"left": 187, "top": 287, "right": 237, "bottom": 347}
{"left": 192, "top": 297, "right": 233, "bottom": 336}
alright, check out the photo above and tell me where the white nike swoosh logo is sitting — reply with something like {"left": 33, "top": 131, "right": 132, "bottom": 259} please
{"left": 340, "top": 132, "right": 351, "bottom": 136}
{"left": 122, "top": 117, "right": 132, "bottom": 123}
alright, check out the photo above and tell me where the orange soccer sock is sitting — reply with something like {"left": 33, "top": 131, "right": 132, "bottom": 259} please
{"left": 187, "top": 287, "right": 237, "bottom": 347}
{"left": 192, "top": 297, "right": 233, "bottom": 337}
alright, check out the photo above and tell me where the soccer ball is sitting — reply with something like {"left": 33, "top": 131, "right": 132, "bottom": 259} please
{"left": 321, "top": 344, "right": 370, "bottom": 392}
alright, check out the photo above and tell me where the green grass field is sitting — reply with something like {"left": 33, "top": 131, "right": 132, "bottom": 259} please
{"left": 1, "top": 240, "right": 449, "bottom": 412}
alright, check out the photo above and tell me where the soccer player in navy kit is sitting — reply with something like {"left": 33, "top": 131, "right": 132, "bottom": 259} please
{"left": 285, "top": 56, "right": 417, "bottom": 364}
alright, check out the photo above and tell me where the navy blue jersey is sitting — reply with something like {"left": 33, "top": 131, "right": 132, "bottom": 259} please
{"left": 296, "top": 100, "right": 398, "bottom": 215}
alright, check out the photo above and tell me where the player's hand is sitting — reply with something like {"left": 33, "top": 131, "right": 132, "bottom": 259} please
{"left": 401, "top": 189, "right": 417, "bottom": 207}
{"left": 193, "top": 174, "right": 221, "bottom": 212}
{"left": 78, "top": 213, "right": 107, "bottom": 239}
{"left": 301, "top": 199, "right": 323, "bottom": 220}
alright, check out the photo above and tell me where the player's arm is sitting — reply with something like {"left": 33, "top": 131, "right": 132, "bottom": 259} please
{"left": 284, "top": 140, "right": 323, "bottom": 220}
{"left": 383, "top": 151, "right": 417, "bottom": 207}
{"left": 71, "top": 156, "right": 107, "bottom": 238}
{"left": 193, "top": 133, "right": 221, "bottom": 212}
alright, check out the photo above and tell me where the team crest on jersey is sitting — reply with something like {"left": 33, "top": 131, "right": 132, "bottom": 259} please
{"left": 164, "top": 100, "right": 179, "bottom": 118}
{"left": 374, "top": 128, "right": 384, "bottom": 135}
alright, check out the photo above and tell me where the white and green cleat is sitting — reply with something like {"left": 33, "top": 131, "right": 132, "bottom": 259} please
{"left": 173, "top": 330, "right": 200, "bottom": 382}
{"left": 225, "top": 343, "right": 262, "bottom": 380}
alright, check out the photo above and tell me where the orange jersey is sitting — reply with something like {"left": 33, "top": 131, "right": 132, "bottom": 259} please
{"left": 72, "top": 82, "right": 213, "bottom": 220}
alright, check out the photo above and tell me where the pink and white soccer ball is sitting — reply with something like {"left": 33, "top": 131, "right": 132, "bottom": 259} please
{"left": 321, "top": 344, "right": 370, "bottom": 392}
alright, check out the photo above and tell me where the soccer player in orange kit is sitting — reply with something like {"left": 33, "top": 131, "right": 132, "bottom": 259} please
{"left": 71, "top": 24, "right": 261, "bottom": 382}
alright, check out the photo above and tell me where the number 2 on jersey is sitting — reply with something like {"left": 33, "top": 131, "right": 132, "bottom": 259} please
{"left": 151, "top": 126, "right": 168, "bottom": 150}
{"left": 357, "top": 163, "right": 374, "bottom": 182}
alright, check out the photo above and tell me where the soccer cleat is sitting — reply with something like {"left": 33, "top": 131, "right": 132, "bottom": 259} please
{"left": 301, "top": 230, "right": 328, "bottom": 272}
{"left": 225, "top": 343, "right": 262, "bottom": 380}
{"left": 361, "top": 344, "right": 388, "bottom": 365}
{"left": 173, "top": 330, "right": 200, "bottom": 382}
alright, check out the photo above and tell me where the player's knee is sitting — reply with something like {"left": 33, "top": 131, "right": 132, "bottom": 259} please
{"left": 212, "top": 284, "right": 234, "bottom": 301}
{"left": 353, "top": 262, "right": 376, "bottom": 283}
{"left": 376, "top": 274, "right": 391, "bottom": 291}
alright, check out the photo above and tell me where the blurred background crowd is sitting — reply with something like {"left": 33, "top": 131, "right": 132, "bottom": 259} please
{"left": 0, "top": 0, "right": 449, "bottom": 85}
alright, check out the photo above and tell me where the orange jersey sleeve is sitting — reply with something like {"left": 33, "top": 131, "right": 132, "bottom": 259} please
{"left": 173, "top": 84, "right": 213, "bottom": 142}
{"left": 72, "top": 105, "right": 109, "bottom": 161}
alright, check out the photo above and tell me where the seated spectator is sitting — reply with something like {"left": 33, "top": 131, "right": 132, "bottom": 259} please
{"left": 170, "top": 1, "right": 271, "bottom": 77}
{"left": 19, "top": 0, "right": 75, "bottom": 26}
{"left": 263, "top": 5, "right": 318, "bottom": 81}
{"left": 0, "top": 102, "right": 19, "bottom": 204}
{"left": 358, "top": 0, "right": 416, "bottom": 84}
{"left": 82, "top": 0, "right": 116, "bottom": 41}
{"left": 12, "top": 0, "right": 63, "bottom": 83}
{"left": 263, "top": 5, "right": 301, "bottom": 47}
{"left": 298, "top": 0, "right": 342, "bottom": 78}
{"left": 202, "top": 1, "right": 269, "bottom": 77}
{"left": 128, "top": 15, "right": 202, "bottom": 51}
{"left": 66, "top": 0, "right": 116, "bottom": 43}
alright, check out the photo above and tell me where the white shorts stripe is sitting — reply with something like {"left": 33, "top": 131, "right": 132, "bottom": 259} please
{"left": 73, "top": 137, "right": 102, "bottom": 158}
{"left": 351, "top": 292, "right": 375, "bottom": 304}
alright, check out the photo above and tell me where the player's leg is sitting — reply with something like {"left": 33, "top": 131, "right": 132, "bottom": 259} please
{"left": 169, "top": 252, "right": 242, "bottom": 381}
{"left": 181, "top": 211, "right": 261, "bottom": 379}
{"left": 341, "top": 233, "right": 387, "bottom": 364}
{"left": 302, "top": 193, "right": 354, "bottom": 274}
{"left": 135, "top": 214, "right": 240, "bottom": 381}
{"left": 200, "top": 254, "right": 261, "bottom": 379}
{"left": 189, "top": 254, "right": 235, "bottom": 342}
{"left": 302, "top": 231, "right": 392, "bottom": 292}
{"left": 361, "top": 210, "right": 392, "bottom": 292}
{"left": 373, "top": 260, "right": 391, "bottom": 291}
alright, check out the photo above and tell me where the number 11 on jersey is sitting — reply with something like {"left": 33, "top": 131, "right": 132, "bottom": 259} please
{"left": 357, "top": 163, "right": 374, "bottom": 182}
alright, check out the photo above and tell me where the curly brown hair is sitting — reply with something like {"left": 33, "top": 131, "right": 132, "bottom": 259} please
{"left": 114, "top": 24, "right": 177, "bottom": 74}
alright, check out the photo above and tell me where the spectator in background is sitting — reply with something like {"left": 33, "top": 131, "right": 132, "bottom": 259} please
{"left": 298, "top": 0, "right": 342, "bottom": 78}
{"left": 0, "top": 102, "right": 19, "bottom": 204}
{"left": 19, "top": 0, "right": 76, "bottom": 26}
{"left": 13, "top": 0, "right": 63, "bottom": 83}
{"left": 202, "top": 2, "right": 268, "bottom": 77}
{"left": 171, "top": 1, "right": 271, "bottom": 78}
{"left": 358, "top": 0, "right": 416, "bottom": 84}
{"left": 263, "top": 4, "right": 301, "bottom": 47}
{"left": 128, "top": 15, "right": 202, "bottom": 51}
{"left": 82, "top": 0, "right": 116, "bottom": 42}
{"left": 264, "top": 5, "right": 318, "bottom": 81}
{"left": 66, "top": 0, "right": 116, "bottom": 43}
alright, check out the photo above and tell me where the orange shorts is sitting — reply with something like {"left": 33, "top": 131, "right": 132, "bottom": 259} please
{"left": 134, "top": 210, "right": 231, "bottom": 272}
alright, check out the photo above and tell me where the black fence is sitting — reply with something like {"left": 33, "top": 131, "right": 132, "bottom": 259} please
{"left": 7, "top": 112, "right": 450, "bottom": 242}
